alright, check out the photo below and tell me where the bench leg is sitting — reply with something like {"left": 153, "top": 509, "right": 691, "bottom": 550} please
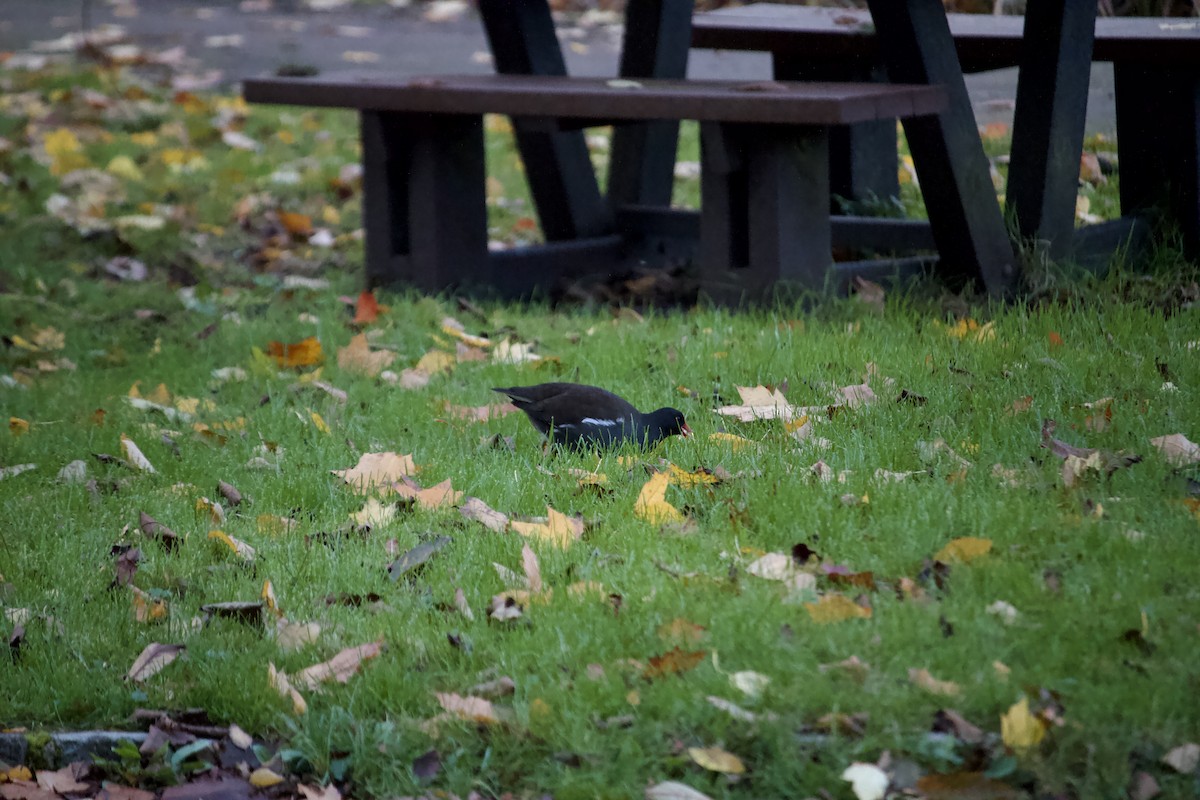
{"left": 773, "top": 55, "right": 899, "bottom": 210}
{"left": 361, "top": 111, "right": 490, "bottom": 292}
{"left": 1006, "top": 0, "right": 1096, "bottom": 259}
{"left": 700, "top": 123, "right": 832, "bottom": 301}
{"left": 865, "top": 0, "right": 1018, "bottom": 298}
{"left": 1115, "top": 64, "right": 1200, "bottom": 259}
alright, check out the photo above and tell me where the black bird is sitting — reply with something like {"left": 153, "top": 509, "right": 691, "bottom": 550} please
{"left": 493, "top": 382, "right": 692, "bottom": 448}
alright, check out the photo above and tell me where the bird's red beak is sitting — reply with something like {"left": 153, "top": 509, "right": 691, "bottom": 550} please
{"left": 680, "top": 423, "right": 693, "bottom": 438}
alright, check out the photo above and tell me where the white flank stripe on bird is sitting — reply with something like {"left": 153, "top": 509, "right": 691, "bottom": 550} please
{"left": 581, "top": 418, "right": 619, "bottom": 427}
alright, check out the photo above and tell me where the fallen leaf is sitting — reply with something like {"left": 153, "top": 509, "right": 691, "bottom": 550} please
{"left": 267, "top": 336, "right": 323, "bottom": 369}
{"left": 268, "top": 662, "right": 308, "bottom": 713}
{"left": 440, "top": 317, "right": 491, "bottom": 348}
{"left": 415, "top": 348, "right": 455, "bottom": 375}
{"left": 644, "top": 781, "right": 714, "bottom": 800}
{"left": 916, "top": 772, "right": 1023, "bottom": 800}
{"left": 841, "top": 762, "right": 889, "bottom": 800}
{"left": 634, "top": 472, "right": 684, "bottom": 524}
{"left": 729, "top": 670, "right": 770, "bottom": 698}
{"left": 708, "top": 432, "right": 755, "bottom": 449}
{"left": 138, "top": 512, "right": 180, "bottom": 551}
{"left": 349, "top": 497, "right": 396, "bottom": 528}
{"left": 805, "top": 593, "right": 872, "bottom": 623}
{"left": 120, "top": 434, "right": 156, "bottom": 473}
{"left": 443, "top": 402, "right": 518, "bottom": 422}
{"left": 687, "top": 746, "right": 745, "bottom": 775}
{"left": 298, "top": 784, "right": 342, "bottom": 800}
{"left": 35, "top": 765, "right": 90, "bottom": 794}
{"left": 434, "top": 691, "right": 499, "bottom": 724}
{"left": 333, "top": 451, "right": 417, "bottom": 493}
{"left": 353, "top": 290, "right": 381, "bottom": 325}
{"left": 275, "top": 618, "right": 321, "bottom": 652}
{"left": 388, "top": 536, "right": 451, "bottom": 580}
{"left": 208, "top": 530, "right": 256, "bottom": 561}
{"left": 521, "top": 543, "right": 543, "bottom": 594}
{"left": 1000, "top": 696, "right": 1046, "bottom": 750}
{"left": 935, "top": 537, "right": 992, "bottom": 564}
{"left": 295, "top": 641, "right": 383, "bottom": 690}
{"left": 909, "top": 667, "right": 961, "bottom": 696}
{"left": 1162, "top": 742, "right": 1200, "bottom": 773}
{"left": 716, "top": 384, "right": 797, "bottom": 421}
{"left": 337, "top": 333, "right": 395, "bottom": 377}
{"left": 393, "top": 478, "right": 463, "bottom": 510}
{"left": 511, "top": 506, "right": 583, "bottom": 548}
{"left": 126, "top": 642, "right": 184, "bottom": 681}
{"left": 987, "top": 600, "right": 1019, "bottom": 624}
{"left": 493, "top": 338, "right": 540, "bottom": 364}
{"left": 1150, "top": 434, "right": 1200, "bottom": 467}
{"left": 131, "top": 587, "right": 168, "bottom": 623}
{"left": 746, "top": 552, "right": 795, "bottom": 581}
{"left": 657, "top": 618, "right": 706, "bottom": 644}
{"left": 458, "top": 496, "right": 508, "bottom": 532}
{"left": 643, "top": 647, "right": 706, "bottom": 679}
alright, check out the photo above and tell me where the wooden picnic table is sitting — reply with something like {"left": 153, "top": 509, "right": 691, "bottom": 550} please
{"left": 693, "top": 3, "right": 1200, "bottom": 265}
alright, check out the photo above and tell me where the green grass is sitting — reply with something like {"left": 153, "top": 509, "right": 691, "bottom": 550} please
{"left": 2, "top": 58, "right": 1200, "bottom": 800}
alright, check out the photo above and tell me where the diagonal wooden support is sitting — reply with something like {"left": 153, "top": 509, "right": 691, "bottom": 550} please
{"left": 606, "top": 0, "right": 693, "bottom": 209}
{"left": 1006, "top": 0, "right": 1096, "bottom": 259}
{"left": 478, "top": 0, "right": 612, "bottom": 240}
{"left": 865, "top": 0, "right": 1018, "bottom": 298}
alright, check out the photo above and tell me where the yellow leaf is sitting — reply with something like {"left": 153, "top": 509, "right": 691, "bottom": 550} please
{"left": 634, "top": 471, "right": 684, "bottom": 524}
{"left": 208, "top": 530, "right": 255, "bottom": 561}
{"left": 309, "top": 410, "right": 330, "bottom": 434}
{"left": 262, "top": 580, "right": 282, "bottom": 617}
{"left": 195, "top": 496, "right": 225, "bottom": 524}
{"left": 266, "top": 336, "right": 323, "bottom": 369}
{"left": 440, "top": 317, "right": 492, "bottom": 348}
{"left": 935, "top": 537, "right": 993, "bottom": 564}
{"left": 708, "top": 432, "right": 755, "bottom": 449}
{"left": 106, "top": 154, "right": 144, "bottom": 181}
{"left": 415, "top": 348, "right": 455, "bottom": 375}
{"left": 131, "top": 587, "right": 168, "bottom": 623}
{"left": 804, "top": 593, "right": 872, "bottom": 624}
{"left": 666, "top": 464, "right": 720, "bottom": 488}
{"left": 1000, "top": 696, "right": 1046, "bottom": 750}
{"left": 9, "top": 417, "right": 29, "bottom": 436}
{"left": 908, "top": 667, "right": 961, "bottom": 696}
{"left": 688, "top": 746, "right": 746, "bottom": 775}
{"left": 510, "top": 506, "right": 583, "bottom": 548}
{"left": 350, "top": 497, "right": 396, "bottom": 528}
{"left": 250, "top": 768, "right": 284, "bottom": 788}
{"left": 6, "top": 766, "right": 33, "bottom": 782}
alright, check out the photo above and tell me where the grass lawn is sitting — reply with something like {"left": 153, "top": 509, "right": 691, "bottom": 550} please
{"left": 2, "top": 53, "right": 1200, "bottom": 800}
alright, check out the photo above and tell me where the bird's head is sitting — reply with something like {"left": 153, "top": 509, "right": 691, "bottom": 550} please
{"left": 653, "top": 407, "right": 692, "bottom": 439}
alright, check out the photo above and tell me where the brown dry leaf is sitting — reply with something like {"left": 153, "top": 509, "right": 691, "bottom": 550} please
{"left": 643, "top": 646, "right": 706, "bottom": 679}
{"left": 805, "top": 593, "right": 872, "bottom": 623}
{"left": 35, "top": 765, "right": 90, "bottom": 794}
{"left": 634, "top": 471, "right": 684, "bottom": 524}
{"left": 277, "top": 211, "right": 313, "bottom": 237}
{"left": 294, "top": 640, "right": 383, "bottom": 690}
{"left": 434, "top": 691, "right": 499, "bottom": 724}
{"left": 839, "top": 382, "right": 877, "bottom": 409}
{"left": 131, "top": 587, "right": 168, "bottom": 623}
{"left": 268, "top": 662, "right": 308, "bottom": 713}
{"left": 688, "top": 746, "right": 745, "bottom": 775}
{"left": 916, "top": 772, "right": 1023, "bottom": 800}
{"left": 1008, "top": 395, "right": 1034, "bottom": 415}
{"left": 353, "top": 290, "right": 381, "bottom": 325}
{"left": 935, "top": 537, "right": 992, "bottom": 564}
{"left": 716, "top": 384, "right": 798, "bottom": 422}
{"left": 1079, "top": 151, "right": 1106, "bottom": 185}
{"left": 444, "top": 402, "right": 518, "bottom": 422}
{"left": 657, "top": 617, "right": 706, "bottom": 644}
{"left": 138, "top": 511, "right": 180, "bottom": 551}
{"left": 511, "top": 506, "right": 583, "bottom": 548}
{"left": 1062, "top": 450, "right": 1103, "bottom": 488}
{"left": 126, "top": 642, "right": 185, "bottom": 682}
{"left": 333, "top": 451, "right": 417, "bottom": 493}
{"left": 275, "top": 618, "right": 322, "bottom": 652}
{"left": 336, "top": 333, "right": 395, "bottom": 377}
{"left": 909, "top": 667, "right": 961, "bottom": 696}
{"left": 459, "top": 496, "right": 508, "bottom": 532}
{"left": 394, "top": 478, "right": 463, "bottom": 510}
{"left": 267, "top": 336, "right": 323, "bottom": 369}
{"left": 1150, "top": 434, "right": 1200, "bottom": 467}
{"left": 120, "top": 434, "right": 156, "bottom": 473}
{"left": 521, "top": 543, "right": 543, "bottom": 594}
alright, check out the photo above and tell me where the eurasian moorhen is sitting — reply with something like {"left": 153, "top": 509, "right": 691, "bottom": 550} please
{"left": 493, "top": 382, "right": 692, "bottom": 448}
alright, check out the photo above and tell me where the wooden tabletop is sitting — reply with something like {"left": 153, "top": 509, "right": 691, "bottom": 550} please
{"left": 692, "top": 5, "right": 1200, "bottom": 71}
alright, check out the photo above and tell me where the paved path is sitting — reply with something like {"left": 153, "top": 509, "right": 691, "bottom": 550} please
{"left": 0, "top": 0, "right": 1117, "bottom": 134}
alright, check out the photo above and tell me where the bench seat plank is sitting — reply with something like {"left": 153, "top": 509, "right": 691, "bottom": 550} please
{"left": 243, "top": 73, "right": 946, "bottom": 126}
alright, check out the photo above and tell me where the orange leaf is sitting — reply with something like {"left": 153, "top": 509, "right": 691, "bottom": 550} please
{"left": 267, "top": 336, "right": 323, "bottom": 369}
{"left": 278, "top": 211, "right": 314, "bottom": 237}
{"left": 643, "top": 646, "right": 706, "bottom": 679}
{"left": 353, "top": 290, "right": 380, "bottom": 324}
{"left": 1048, "top": 331, "right": 1064, "bottom": 348}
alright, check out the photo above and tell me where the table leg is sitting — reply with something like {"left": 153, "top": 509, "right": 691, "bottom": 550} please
{"left": 773, "top": 55, "right": 899, "bottom": 209}
{"left": 865, "top": 0, "right": 1018, "bottom": 298}
{"left": 700, "top": 123, "right": 832, "bottom": 301}
{"left": 607, "top": 0, "right": 692, "bottom": 209}
{"left": 478, "top": 0, "right": 612, "bottom": 240}
{"left": 1006, "top": 0, "right": 1096, "bottom": 259}
{"left": 1115, "top": 64, "right": 1200, "bottom": 259}
{"left": 361, "top": 111, "right": 490, "bottom": 292}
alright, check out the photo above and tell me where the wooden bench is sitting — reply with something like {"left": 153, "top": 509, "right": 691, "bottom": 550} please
{"left": 243, "top": 72, "right": 945, "bottom": 302}
{"left": 693, "top": 4, "right": 1200, "bottom": 262}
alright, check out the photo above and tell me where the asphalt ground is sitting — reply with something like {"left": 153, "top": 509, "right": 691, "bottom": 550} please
{"left": 0, "top": 0, "right": 1118, "bottom": 133}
